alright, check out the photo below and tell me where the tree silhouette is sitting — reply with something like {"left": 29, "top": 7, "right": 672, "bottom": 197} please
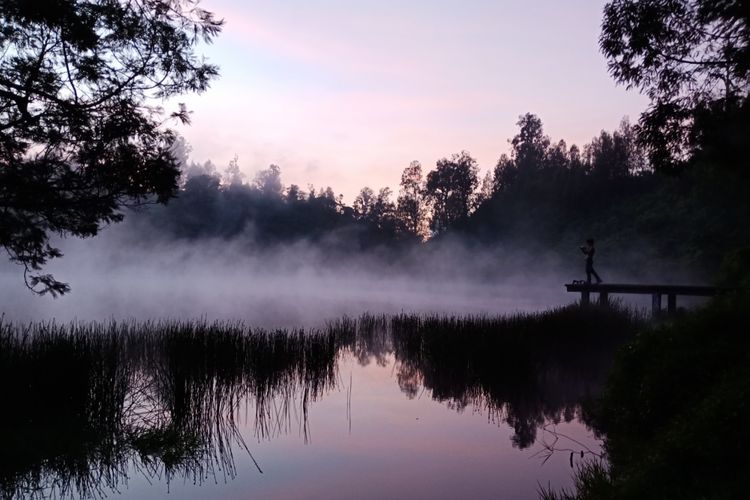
{"left": 372, "top": 187, "right": 397, "bottom": 234}
{"left": 490, "top": 114, "right": 551, "bottom": 193}
{"left": 253, "top": 164, "right": 283, "bottom": 197}
{"left": 600, "top": 0, "right": 750, "bottom": 171}
{"left": 353, "top": 187, "right": 376, "bottom": 220}
{"left": 425, "top": 151, "right": 479, "bottom": 234}
{"left": 492, "top": 153, "right": 516, "bottom": 193}
{"left": 0, "top": 0, "right": 223, "bottom": 295}
{"left": 584, "top": 119, "right": 645, "bottom": 180}
{"left": 224, "top": 155, "right": 246, "bottom": 187}
{"left": 396, "top": 161, "right": 427, "bottom": 238}
{"left": 512, "top": 113, "right": 550, "bottom": 175}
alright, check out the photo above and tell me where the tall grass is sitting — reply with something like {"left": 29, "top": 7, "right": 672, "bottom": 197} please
{"left": 537, "top": 460, "right": 613, "bottom": 500}
{"left": 0, "top": 319, "right": 348, "bottom": 499}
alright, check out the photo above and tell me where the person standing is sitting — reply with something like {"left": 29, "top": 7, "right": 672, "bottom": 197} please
{"left": 580, "top": 238, "right": 602, "bottom": 284}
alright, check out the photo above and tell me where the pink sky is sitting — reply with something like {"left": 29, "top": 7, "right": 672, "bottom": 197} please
{"left": 170, "top": 0, "right": 649, "bottom": 201}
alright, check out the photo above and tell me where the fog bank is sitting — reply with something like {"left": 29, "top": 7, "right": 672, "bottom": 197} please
{"left": 1, "top": 229, "right": 580, "bottom": 327}
{"left": 1, "top": 218, "right": 706, "bottom": 327}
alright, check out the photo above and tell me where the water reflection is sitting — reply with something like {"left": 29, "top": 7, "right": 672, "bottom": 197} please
{"left": 387, "top": 313, "right": 627, "bottom": 448}
{"left": 0, "top": 322, "right": 341, "bottom": 498}
{"left": 0, "top": 308, "right": 636, "bottom": 498}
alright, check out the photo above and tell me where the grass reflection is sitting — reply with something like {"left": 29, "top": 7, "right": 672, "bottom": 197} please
{"left": 0, "top": 320, "right": 343, "bottom": 498}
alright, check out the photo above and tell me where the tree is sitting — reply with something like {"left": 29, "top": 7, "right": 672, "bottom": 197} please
{"left": 425, "top": 151, "right": 479, "bottom": 234}
{"left": 182, "top": 159, "right": 218, "bottom": 183}
{"left": 353, "top": 187, "right": 376, "bottom": 220}
{"left": 285, "top": 184, "right": 303, "bottom": 202}
{"left": 224, "top": 155, "right": 246, "bottom": 187}
{"left": 511, "top": 113, "right": 550, "bottom": 174}
{"left": 253, "top": 164, "right": 283, "bottom": 197}
{"left": 546, "top": 140, "right": 570, "bottom": 172}
{"left": 492, "top": 153, "right": 517, "bottom": 193}
{"left": 569, "top": 144, "right": 584, "bottom": 171}
{"left": 396, "top": 161, "right": 426, "bottom": 238}
{"left": 475, "top": 169, "right": 495, "bottom": 207}
{"left": 171, "top": 134, "right": 192, "bottom": 179}
{"left": 310, "top": 185, "right": 339, "bottom": 213}
{"left": 584, "top": 118, "right": 646, "bottom": 179}
{"left": 371, "top": 187, "right": 397, "bottom": 233}
{"left": 600, "top": 0, "right": 750, "bottom": 171}
{"left": 0, "top": 0, "right": 223, "bottom": 295}
{"left": 491, "top": 113, "right": 550, "bottom": 193}
{"left": 173, "top": 173, "right": 221, "bottom": 238}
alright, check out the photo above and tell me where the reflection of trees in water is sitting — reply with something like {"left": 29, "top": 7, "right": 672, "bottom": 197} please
{"left": 0, "top": 322, "right": 343, "bottom": 499}
{"left": 389, "top": 308, "right": 639, "bottom": 448}
{"left": 335, "top": 307, "right": 638, "bottom": 449}
{"left": 0, "top": 307, "right": 639, "bottom": 497}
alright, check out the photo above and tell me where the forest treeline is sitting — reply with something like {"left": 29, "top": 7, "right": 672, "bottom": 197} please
{"left": 137, "top": 112, "right": 749, "bottom": 277}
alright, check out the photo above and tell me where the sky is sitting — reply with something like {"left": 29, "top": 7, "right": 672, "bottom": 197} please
{"left": 172, "top": 0, "right": 649, "bottom": 201}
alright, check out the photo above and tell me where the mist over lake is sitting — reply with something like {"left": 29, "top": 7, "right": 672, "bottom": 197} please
{"left": 1, "top": 223, "right": 581, "bottom": 326}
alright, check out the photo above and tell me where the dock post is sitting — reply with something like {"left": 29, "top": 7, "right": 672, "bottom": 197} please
{"left": 581, "top": 290, "right": 590, "bottom": 306}
{"left": 599, "top": 292, "right": 609, "bottom": 306}
{"left": 652, "top": 293, "right": 662, "bottom": 316}
{"left": 667, "top": 294, "right": 677, "bottom": 313}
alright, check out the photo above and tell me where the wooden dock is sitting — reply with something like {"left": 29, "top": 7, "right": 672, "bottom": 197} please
{"left": 565, "top": 282, "right": 719, "bottom": 315}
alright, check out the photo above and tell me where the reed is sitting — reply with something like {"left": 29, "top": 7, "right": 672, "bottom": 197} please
{"left": 0, "top": 318, "right": 348, "bottom": 498}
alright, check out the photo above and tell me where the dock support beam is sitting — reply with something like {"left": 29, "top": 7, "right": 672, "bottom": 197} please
{"left": 652, "top": 293, "right": 662, "bottom": 316}
{"left": 566, "top": 283, "right": 718, "bottom": 315}
{"left": 667, "top": 294, "right": 677, "bottom": 313}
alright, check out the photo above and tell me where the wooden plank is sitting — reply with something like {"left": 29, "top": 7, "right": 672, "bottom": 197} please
{"left": 565, "top": 283, "right": 718, "bottom": 297}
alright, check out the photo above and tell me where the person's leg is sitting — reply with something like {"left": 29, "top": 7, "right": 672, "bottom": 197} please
{"left": 592, "top": 268, "right": 602, "bottom": 283}
{"left": 586, "top": 268, "right": 592, "bottom": 283}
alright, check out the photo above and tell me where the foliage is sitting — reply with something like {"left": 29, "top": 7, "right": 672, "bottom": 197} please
{"left": 353, "top": 186, "right": 398, "bottom": 235}
{"left": 583, "top": 118, "right": 646, "bottom": 179}
{"left": 253, "top": 163, "right": 282, "bottom": 197}
{"left": 143, "top": 167, "right": 414, "bottom": 252}
{"left": 538, "top": 461, "right": 613, "bottom": 500}
{"left": 600, "top": 0, "right": 750, "bottom": 171}
{"left": 0, "top": 0, "right": 223, "bottom": 295}
{"left": 574, "top": 295, "right": 750, "bottom": 499}
{"left": 511, "top": 113, "right": 550, "bottom": 175}
{"left": 717, "top": 245, "right": 750, "bottom": 290}
{"left": 425, "top": 150, "right": 479, "bottom": 234}
{"left": 396, "top": 160, "right": 427, "bottom": 239}
{"left": 126, "top": 109, "right": 749, "bottom": 280}
{"left": 463, "top": 113, "right": 749, "bottom": 278}
{"left": 353, "top": 186, "right": 375, "bottom": 219}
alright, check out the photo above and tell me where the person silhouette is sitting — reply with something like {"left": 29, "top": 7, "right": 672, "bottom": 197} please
{"left": 580, "top": 238, "right": 602, "bottom": 284}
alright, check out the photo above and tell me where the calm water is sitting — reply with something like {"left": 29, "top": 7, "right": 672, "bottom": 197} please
{"left": 0, "top": 314, "right": 622, "bottom": 499}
